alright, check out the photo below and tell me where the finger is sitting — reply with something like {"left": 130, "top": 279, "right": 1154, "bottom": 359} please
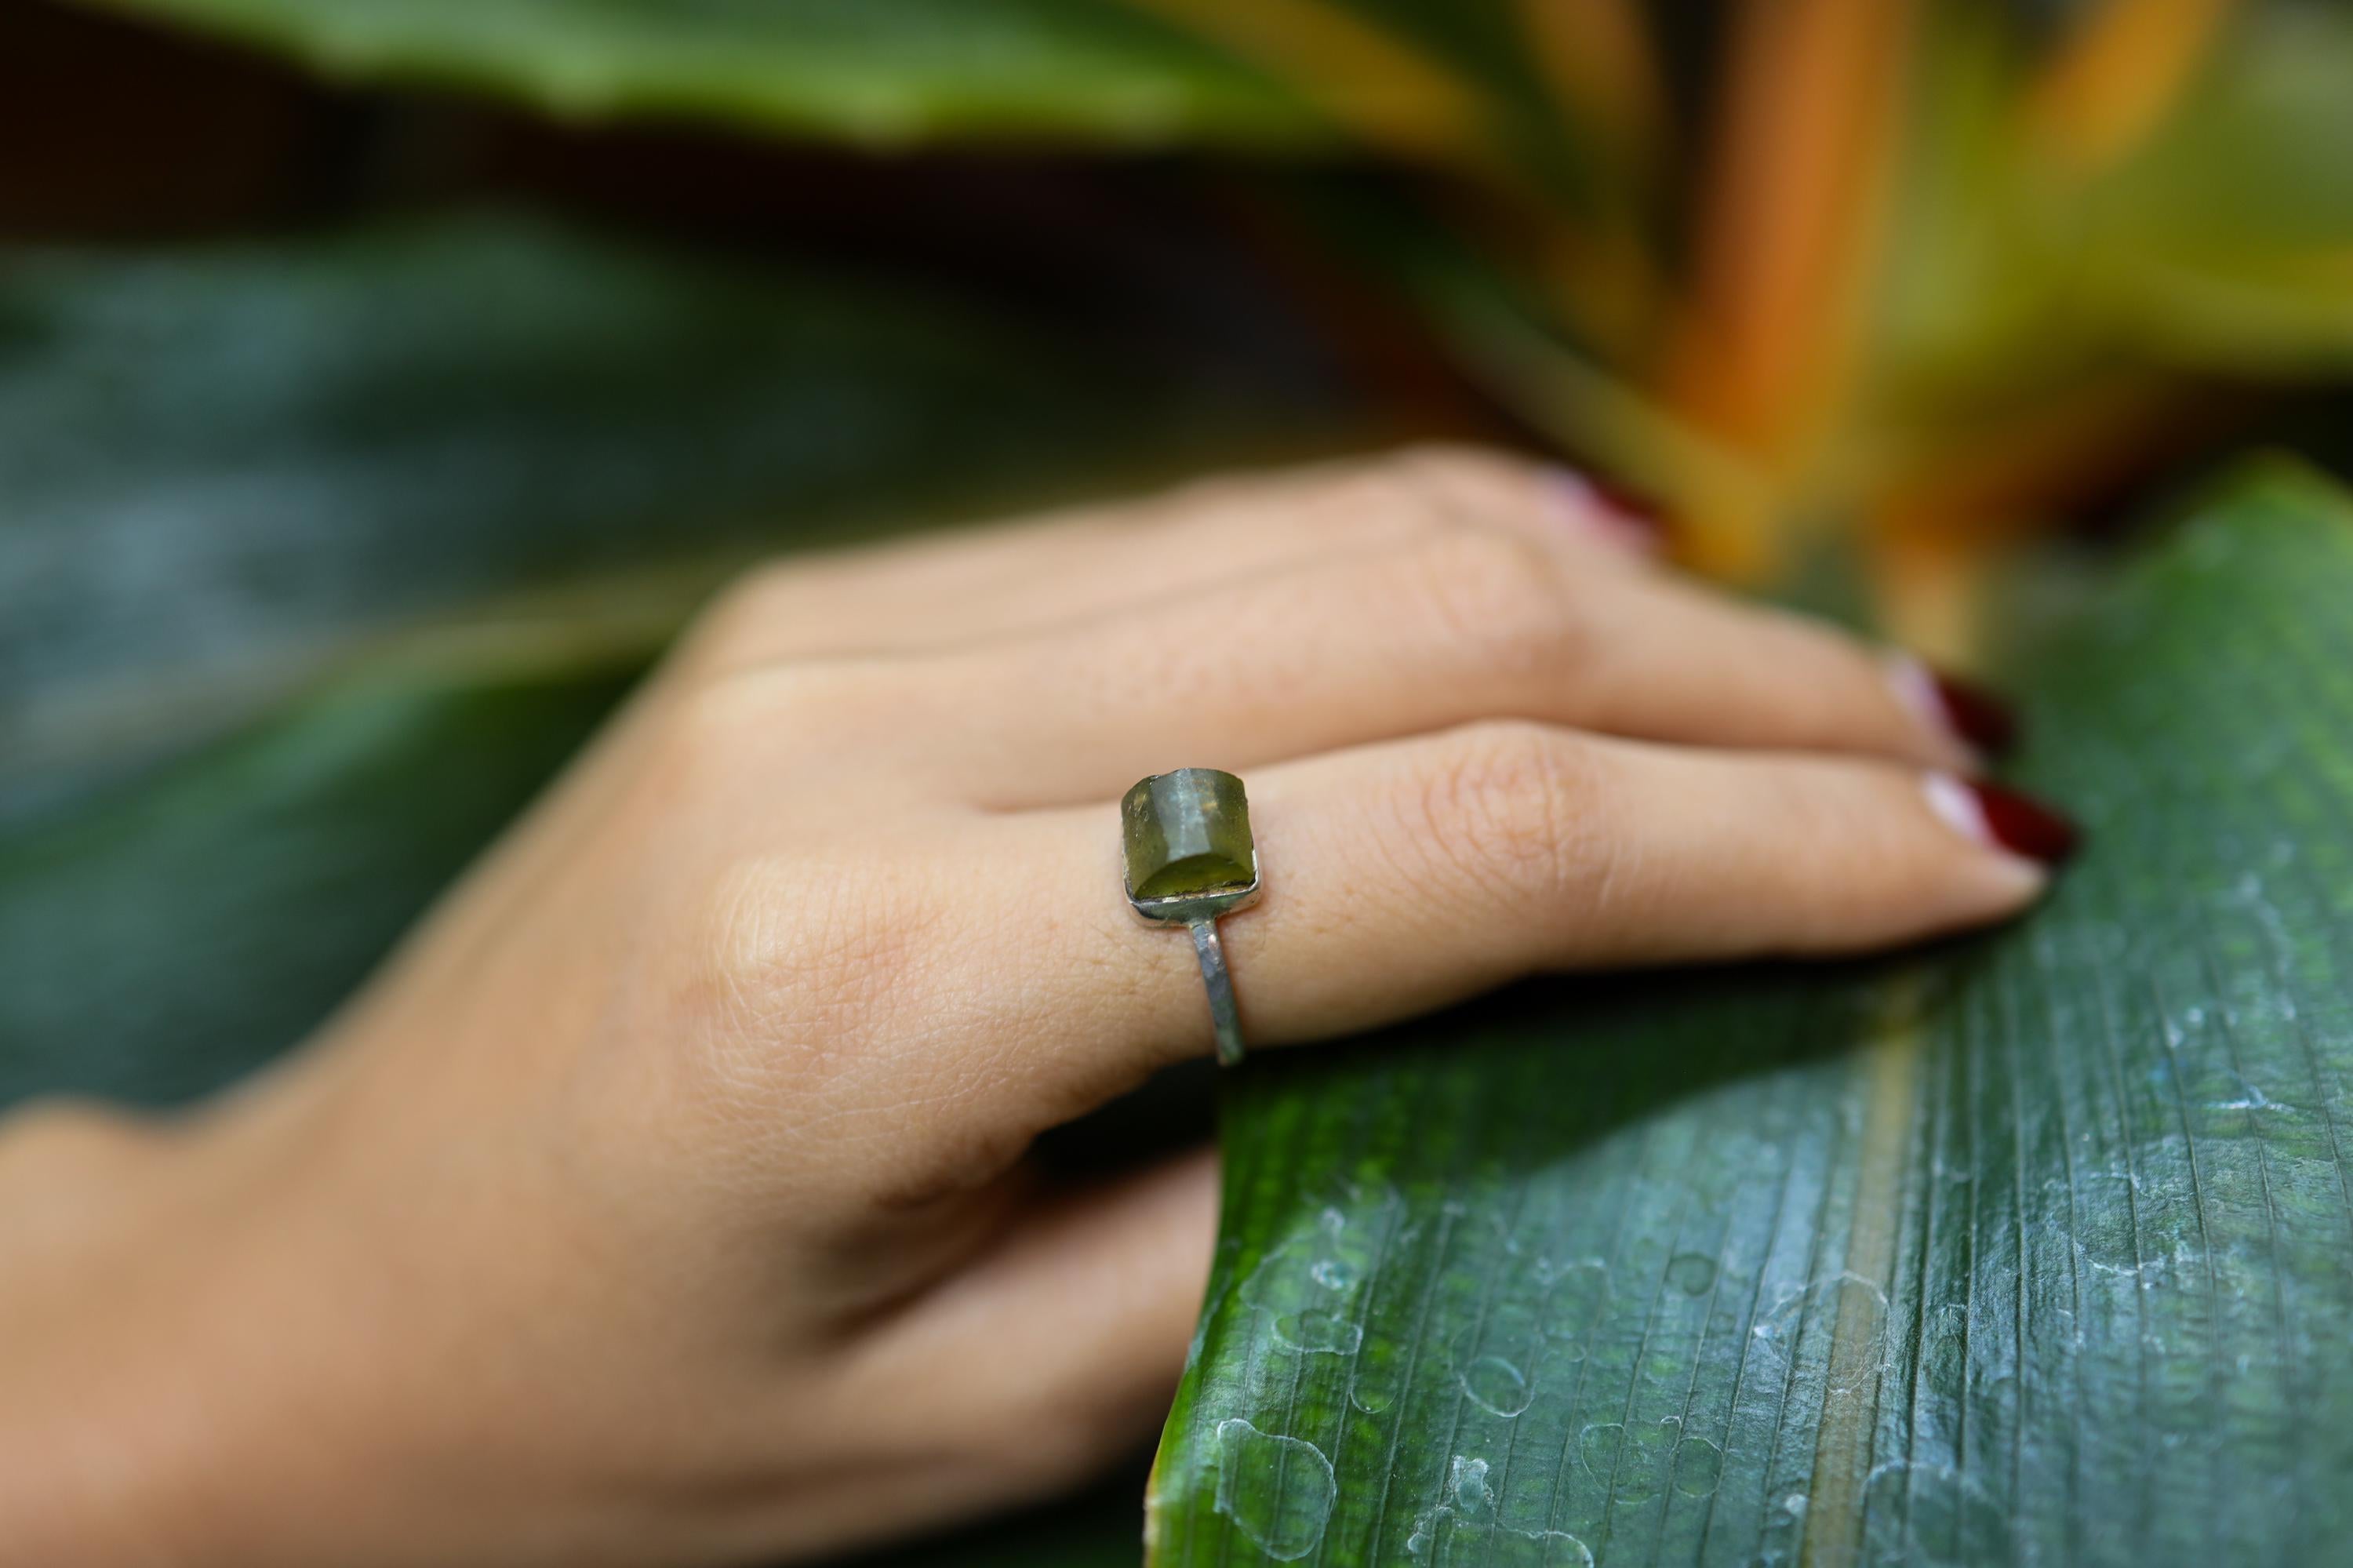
{"left": 686, "top": 446, "right": 1642, "bottom": 671}
{"left": 970, "top": 726, "right": 2064, "bottom": 1117}
{"left": 471, "top": 450, "right": 1640, "bottom": 962}
{"left": 824, "top": 1150, "right": 1220, "bottom": 1497}
{"left": 900, "top": 528, "right": 1978, "bottom": 808}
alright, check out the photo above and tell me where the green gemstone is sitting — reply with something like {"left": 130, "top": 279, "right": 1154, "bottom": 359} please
{"left": 1122, "top": 769, "right": 1257, "bottom": 915}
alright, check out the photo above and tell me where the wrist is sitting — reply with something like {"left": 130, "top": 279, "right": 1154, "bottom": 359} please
{"left": 0, "top": 1086, "right": 367, "bottom": 1566}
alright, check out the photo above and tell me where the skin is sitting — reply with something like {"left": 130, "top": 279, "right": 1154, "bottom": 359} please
{"left": 0, "top": 447, "right": 2054, "bottom": 1566}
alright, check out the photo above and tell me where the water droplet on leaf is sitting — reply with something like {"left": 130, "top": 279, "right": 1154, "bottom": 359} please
{"left": 1214, "top": 1419, "right": 1335, "bottom": 1562}
{"left": 1278, "top": 1309, "right": 1363, "bottom": 1354}
{"left": 1459, "top": 1353, "right": 1532, "bottom": 1417}
{"left": 1667, "top": 1253, "right": 1718, "bottom": 1294}
{"left": 1673, "top": 1436, "right": 1723, "bottom": 1497}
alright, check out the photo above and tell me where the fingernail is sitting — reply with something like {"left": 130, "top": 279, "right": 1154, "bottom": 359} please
{"left": 1925, "top": 773, "right": 2081, "bottom": 865}
{"left": 1546, "top": 467, "right": 1667, "bottom": 554}
{"left": 1889, "top": 656, "right": 2020, "bottom": 759}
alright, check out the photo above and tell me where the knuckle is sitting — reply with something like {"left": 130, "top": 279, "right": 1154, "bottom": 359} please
{"left": 1377, "top": 441, "right": 1540, "bottom": 497}
{"left": 1400, "top": 528, "right": 1576, "bottom": 668}
{"left": 658, "top": 678, "right": 759, "bottom": 791}
{"left": 674, "top": 560, "right": 809, "bottom": 674}
{"left": 651, "top": 681, "right": 772, "bottom": 808}
{"left": 1155, "top": 464, "right": 1279, "bottom": 518}
{"left": 1140, "top": 457, "right": 1355, "bottom": 532}
{"left": 1413, "top": 722, "right": 1601, "bottom": 911}
{"left": 1771, "top": 614, "right": 1900, "bottom": 733}
{"left": 659, "top": 661, "right": 895, "bottom": 797}
{"left": 713, "top": 557, "right": 804, "bottom": 628}
{"left": 677, "top": 854, "right": 944, "bottom": 1097}
{"left": 1180, "top": 446, "right": 1545, "bottom": 558}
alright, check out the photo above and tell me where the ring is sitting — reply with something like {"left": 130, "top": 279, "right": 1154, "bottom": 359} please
{"left": 1122, "top": 769, "right": 1261, "bottom": 1067}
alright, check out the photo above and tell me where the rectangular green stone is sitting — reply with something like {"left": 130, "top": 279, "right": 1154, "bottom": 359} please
{"left": 1122, "top": 768, "right": 1257, "bottom": 918}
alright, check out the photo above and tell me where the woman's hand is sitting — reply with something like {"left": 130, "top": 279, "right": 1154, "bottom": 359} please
{"left": 0, "top": 448, "right": 2071, "bottom": 1566}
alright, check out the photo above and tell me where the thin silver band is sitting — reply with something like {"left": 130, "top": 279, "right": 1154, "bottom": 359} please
{"left": 1189, "top": 917, "right": 1246, "bottom": 1067}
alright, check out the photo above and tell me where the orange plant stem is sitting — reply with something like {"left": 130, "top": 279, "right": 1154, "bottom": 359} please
{"left": 1660, "top": 0, "right": 1918, "bottom": 573}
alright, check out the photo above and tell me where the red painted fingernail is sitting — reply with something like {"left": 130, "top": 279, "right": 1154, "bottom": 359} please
{"left": 1927, "top": 668, "right": 2019, "bottom": 756}
{"left": 1546, "top": 467, "right": 1668, "bottom": 554}
{"left": 1889, "top": 657, "right": 2020, "bottom": 759}
{"left": 1588, "top": 478, "right": 1669, "bottom": 545}
{"left": 1926, "top": 774, "right": 2081, "bottom": 864}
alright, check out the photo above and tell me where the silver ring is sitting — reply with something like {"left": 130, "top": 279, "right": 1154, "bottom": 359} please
{"left": 1122, "top": 769, "right": 1260, "bottom": 1067}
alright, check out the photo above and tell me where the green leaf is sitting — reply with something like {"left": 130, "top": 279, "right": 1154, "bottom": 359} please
{"left": 65, "top": 0, "right": 1332, "bottom": 150}
{"left": 0, "top": 210, "right": 1325, "bottom": 1102}
{"left": 0, "top": 650, "right": 635, "bottom": 1105}
{"left": 1151, "top": 462, "right": 2353, "bottom": 1566}
{"left": 2, "top": 213, "right": 1303, "bottom": 817}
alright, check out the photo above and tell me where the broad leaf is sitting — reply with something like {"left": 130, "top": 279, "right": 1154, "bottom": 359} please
{"left": 1151, "top": 464, "right": 2353, "bottom": 1566}
{"left": 2, "top": 213, "right": 1304, "bottom": 817}
{"left": 65, "top": 0, "right": 1331, "bottom": 150}
{"left": 61, "top": 0, "right": 1632, "bottom": 209}
{"left": 0, "top": 651, "right": 634, "bottom": 1105}
{"left": 0, "top": 210, "right": 1321, "bottom": 1094}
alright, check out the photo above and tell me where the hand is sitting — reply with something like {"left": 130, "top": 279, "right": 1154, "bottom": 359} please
{"left": 0, "top": 448, "right": 2071, "bottom": 1566}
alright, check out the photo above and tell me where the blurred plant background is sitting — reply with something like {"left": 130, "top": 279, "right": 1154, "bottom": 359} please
{"left": 5, "top": 2, "right": 2353, "bottom": 1564}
